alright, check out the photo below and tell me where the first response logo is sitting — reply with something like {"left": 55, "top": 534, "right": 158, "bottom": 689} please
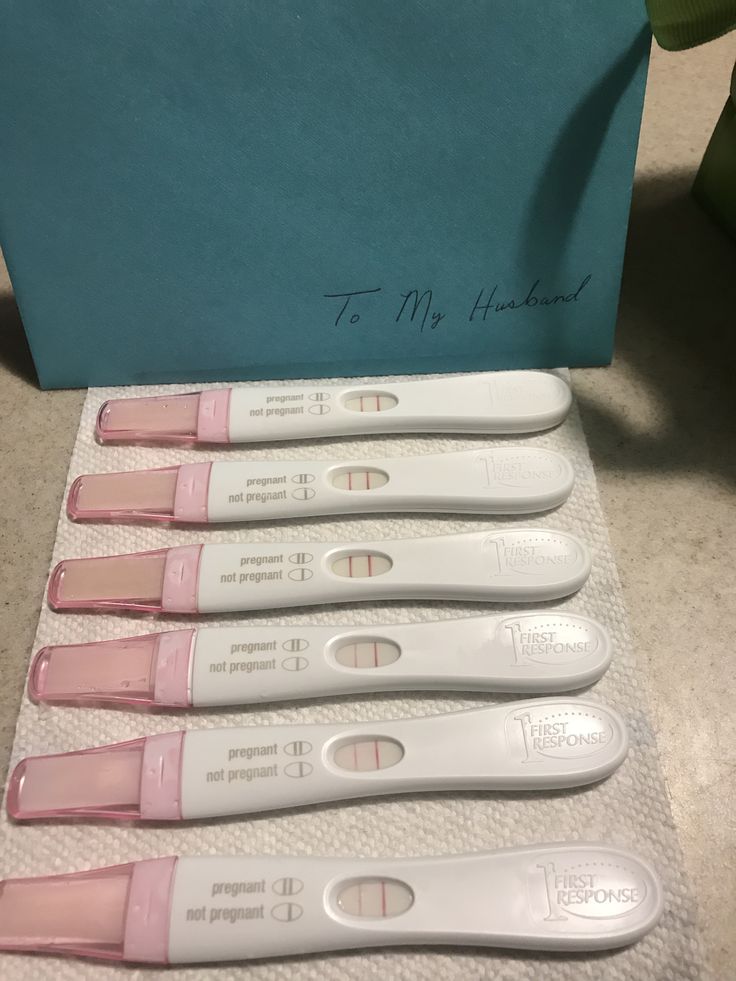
{"left": 533, "top": 858, "right": 648, "bottom": 921}
{"left": 508, "top": 705, "right": 613, "bottom": 762}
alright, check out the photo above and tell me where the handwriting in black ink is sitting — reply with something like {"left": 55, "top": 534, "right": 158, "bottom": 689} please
{"left": 322, "top": 274, "right": 593, "bottom": 333}
{"left": 469, "top": 276, "right": 592, "bottom": 321}
{"left": 395, "top": 289, "right": 446, "bottom": 332}
{"left": 323, "top": 288, "right": 382, "bottom": 326}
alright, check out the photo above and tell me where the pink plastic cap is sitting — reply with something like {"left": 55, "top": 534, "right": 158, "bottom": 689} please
{"left": 96, "top": 392, "right": 202, "bottom": 443}
{"left": 0, "top": 857, "right": 175, "bottom": 963}
{"left": 67, "top": 467, "right": 180, "bottom": 522}
{"left": 67, "top": 464, "right": 212, "bottom": 523}
{"left": 160, "top": 545, "right": 202, "bottom": 613}
{"left": 197, "top": 389, "right": 231, "bottom": 443}
{"left": 47, "top": 545, "right": 202, "bottom": 613}
{"left": 48, "top": 548, "right": 168, "bottom": 612}
{"left": 96, "top": 389, "right": 231, "bottom": 444}
{"left": 173, "top": 463, "right": 211, "bottom": 522}
{"left": 28, "top": 629, "right": 195, "bottom": 708}
{"left": 123, "top": 857, "right": 177, "bottom": 963}
{"left": 8, "top": 733, "right": 185, "bottom": 821}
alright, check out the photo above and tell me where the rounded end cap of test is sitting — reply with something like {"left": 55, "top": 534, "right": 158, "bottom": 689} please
{"left": 66, "top": 474, "right": 86, "bottom": 521}
{"left": 6, "top": 758, "right": 27, "bottom": 820}
{"left": 522, "top": 843, "right": 664, "bottom": 950}
{"left": 27, "top": 646, "right": 52, "bottom": 703}
{"left": 46, "top": 560, "right": 66, "bottom": 610}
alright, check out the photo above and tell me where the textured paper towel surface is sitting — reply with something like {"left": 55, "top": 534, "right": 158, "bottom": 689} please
{"left": 0, "top": 374, "right": 706, "bottom": 979}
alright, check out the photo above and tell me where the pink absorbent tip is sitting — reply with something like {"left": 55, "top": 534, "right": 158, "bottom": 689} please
{"left": 29, "top": 630, "right": 194, "bottom": 707}
{"left": 0, "top": 857, "right": 176, "bottom": 962}
{"left": 96, "top": 390, "right": 230, "bottom": 443}
{"left": 47, "top": 545, "right": 202, "bottom": 613}
{"left": 8, "top": 733, "right": 185, "bottom": 821}
{"left": 67, "top": 464, "right": 212, "bottom": 522}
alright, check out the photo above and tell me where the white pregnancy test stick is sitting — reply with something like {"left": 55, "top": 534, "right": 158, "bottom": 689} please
{"left": 7, "top": 698, "right": 628, "bottom": 821}
{"left": 47, "top": 529, "right": 591, "bottom": 613}
{"left": 67, "top": 447, "right": 574, "bottom": 523}
{"left": 29, "top": 613, "right": 612, "bottom": 707}
{"left": 95, "top": 371, "right": 571, "bottom": 444}
{"left": 0, "top": 844, "right": 663, "bottom": 962}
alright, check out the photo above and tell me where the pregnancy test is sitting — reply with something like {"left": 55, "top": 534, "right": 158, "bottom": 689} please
{"left": 46, "top": 529, "right": 591, "bottom": 613}
{"left": 0, "top": 843, "right": 663, "bottom": 962}
{"left": 95, "top": 371, "right": 571, "bottom": 444}
{"left": 7, "top": 698, "right": 628, "bottom": 822}
{"left": 29, "top": 613, "right": 612, "bottom": 707}
{"left": 67, "top": 447, "right": 575, "bottom": 523}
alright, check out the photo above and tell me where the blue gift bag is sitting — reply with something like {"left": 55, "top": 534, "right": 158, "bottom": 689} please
{"left": 0, "top": 1, "right": 650, "bottom": 388}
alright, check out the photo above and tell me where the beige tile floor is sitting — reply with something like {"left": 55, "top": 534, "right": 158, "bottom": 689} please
{"left": 0, "top": 37, "right": 734, "bottom": 979}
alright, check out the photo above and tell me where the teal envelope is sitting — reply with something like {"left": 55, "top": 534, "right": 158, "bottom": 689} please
{"left": 0, "top": 1, "right": 650, "bottom": 388}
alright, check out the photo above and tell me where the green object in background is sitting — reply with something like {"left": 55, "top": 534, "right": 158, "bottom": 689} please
{"left": 646, "top": 0, "right": 736, "bottom": 49}
{"left": 648, "top": 0, "right": 736, "bottom": 240}
{"left": 693, "top": 65, "right": 736, "bottom": 240}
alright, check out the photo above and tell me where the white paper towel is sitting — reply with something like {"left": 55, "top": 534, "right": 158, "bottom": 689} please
{"left": 0, "top": 374, "right": 707, "bottom": 979}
